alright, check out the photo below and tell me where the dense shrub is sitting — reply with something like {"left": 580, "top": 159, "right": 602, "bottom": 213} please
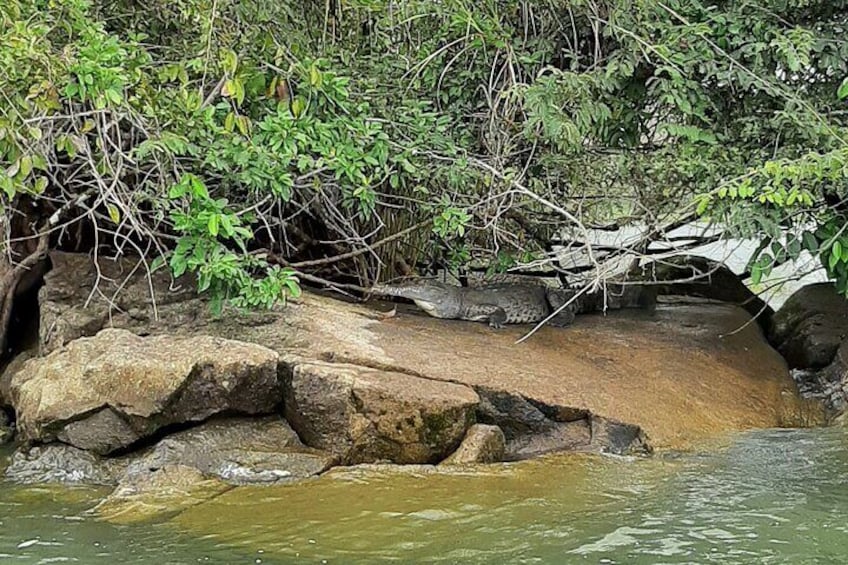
{"left": 1, "top": 0, "right": 847, "bottom": 315}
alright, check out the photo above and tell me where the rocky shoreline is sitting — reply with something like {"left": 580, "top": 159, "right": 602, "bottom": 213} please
{"left": 0, "top": 252, "right": 840, "bottom": 521}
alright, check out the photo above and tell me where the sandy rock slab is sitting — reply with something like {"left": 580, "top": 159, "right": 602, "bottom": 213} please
{"left": 9, "top": 329, "right": 281, "bottom": 454}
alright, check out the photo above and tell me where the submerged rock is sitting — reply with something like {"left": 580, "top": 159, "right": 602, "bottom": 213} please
{"left": 5, "top": 416, "right": 334, "bottom": 489}
{"left": 92, "top": 464, "right": 232, "bottom": 524}
{"left": 123, "top": 416, "right": 336, "bottom": 485}
{"left": 441, "top": 424, "right": 506, "bottom": 464}
{"left": 10, "top": 329, "right": 280, "bottom": 454}
{"left": 283, "top": 360, "right": 479, "bottom": 464}
{"left": 5, "top": 443, "right": 127, "bottom": 485}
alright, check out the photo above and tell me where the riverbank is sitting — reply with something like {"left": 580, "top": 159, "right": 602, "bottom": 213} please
{"left": 0, "top": 251, "right": 829, "bottom": 523}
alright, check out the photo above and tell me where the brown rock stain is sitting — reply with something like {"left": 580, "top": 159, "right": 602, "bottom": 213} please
{"left": 362, "top": 302, "right": 812, "bottom": 450}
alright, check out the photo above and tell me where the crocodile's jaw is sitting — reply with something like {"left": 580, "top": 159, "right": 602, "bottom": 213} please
{"left": 413, "top": 299, "right": 452, "bottom": 319}
{"left": 371, "top": 283, "right": 461, "bottom": 319}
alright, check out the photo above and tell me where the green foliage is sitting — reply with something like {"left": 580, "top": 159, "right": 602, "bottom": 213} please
{"left": 3, "top": 0, "right": 848, "bottom": 302}
{"left": 167, "top": 174, "right": 301, "bottom": 314}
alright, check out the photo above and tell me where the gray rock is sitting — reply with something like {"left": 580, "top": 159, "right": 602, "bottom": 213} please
{"left": 124, "top": 416, "right": 336, "bottom": 485}
{"left": 441, "top": 424, "right": 506, "bottom": 464}
{"left": 38, "top": 252, "right": 201, "bottom": 353}
{"left": 10, "top": 329, "right": 281, "bottom": 454}
{"left": 283, "top": 360, "right": 479, "bottom": 464}
{"left": 5, "top": 443, "right": 127, "bottom": 485}
{"left": 589, "top": 416, "right": 652, "bottom": 455}
{"left": 473, "top": 387, "right": 651, "bottom": 458}
{"left": 770, "top": 283, "right": 848, "bottom": 369}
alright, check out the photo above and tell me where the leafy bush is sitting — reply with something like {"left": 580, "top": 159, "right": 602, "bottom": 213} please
{"left": 2, "top": 0, "right": 848, "bottom": 309}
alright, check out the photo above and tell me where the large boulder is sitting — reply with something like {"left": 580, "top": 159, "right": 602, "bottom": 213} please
{"left": 283, "top": 360, "right": 479, "bottom": 464}
{"left": 10, "top": 329, "right": 280, "bottom": 454}
{"left": 769, "top": 283, "right": 848, "bottom": 369}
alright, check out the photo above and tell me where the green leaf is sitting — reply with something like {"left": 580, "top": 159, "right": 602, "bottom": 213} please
{"left": 33, "top": 176, "right": 48, "bottom": 194}
{"left": 208, "top": 214, "right": 219, "bottom": 237}
{"left": 291, "top": 97, "right": 306, "bottom": 118}
{"left": 18, "top": 155, "right": 32, "bottom": 179}
{"left": 236, "top": 115, "right": 250, "bottom": 136}
{"left": 32, "top": 154, "right": 48, "bottom": 171}
{"left": 838, "top": 77, "right": 848, "bottom": 100}
{"left": 0, "top": 176, "right": 14, "bottom": 199}
{"left": 150, "top": 256, "right": 167, "bottom": 272}
{"left": 833, "top": 240, "right": 842, "bottom": 261}
{"left": 285, "top": 278, "right": 302, "bottom": 298}
{"left": 787, "top": 237, "right": 802, "bottom": 260}
{"left": 107, "top": 204, "right": 121, "bottom": 224}
{"left": 802, "top": 231, "right": 819, "bottom": 253}
{"left": 198, "top": 270, "right": 212, "bottom": 292}
{"left": 189, "top": 175, "right": 208, "bottom": 199}
{"left": 220, "top": 214, "right": 235, "bottom": 237}
{"left": 169, "top": 183, "right": 186, "bottom": 199}
{"left": 309, "top": 64, "right": 323, "bottom": 88}
{"left": 171, "top": 255, "right": 188, "bottom": 277}
{"left": 751, "top": 264, "right": 762, "bottom": 285}
{"left": 105, "top": 88, "right": 122, "bottom": 105}
{"left": 210, "top": 295, "right": 224, "bottom": 317}
{"left": 222, "top": 49, "right": 238, "bottom": 74}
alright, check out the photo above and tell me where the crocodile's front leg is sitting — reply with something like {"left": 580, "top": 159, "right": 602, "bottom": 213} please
{"left": 545, "top": 288, "right": 577, "bottom": 327}
{"left": 465, "top": 304, "right": 508, "bottom": 329}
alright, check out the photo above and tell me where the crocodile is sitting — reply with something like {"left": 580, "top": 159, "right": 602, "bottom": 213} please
{"left": 370, "top": 280, "right": 577, "bottom": 329}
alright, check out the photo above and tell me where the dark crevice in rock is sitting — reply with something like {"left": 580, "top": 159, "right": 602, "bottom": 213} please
{"left": 0, "top": 254, "right": 50, "bottom": 398}
{"left": 472, "top": 385, "right": 651, "bottom": 460}
{"left": 0, "top": 405, "right": 14, "bottom": 445}
{"left": 6, "top": 276, "right": 43, "bottom": 360}
{"left": 98, "top": 410, "right": 256, "bottom": 458}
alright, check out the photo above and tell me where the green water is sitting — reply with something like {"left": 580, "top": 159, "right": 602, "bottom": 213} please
{"left": 2, "top": 427, "right": 848, "bottom": 564}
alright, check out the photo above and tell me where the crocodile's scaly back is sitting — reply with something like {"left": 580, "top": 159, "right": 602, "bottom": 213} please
{"left": 462, "top": 284, "right": 550, "bottom": 324}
